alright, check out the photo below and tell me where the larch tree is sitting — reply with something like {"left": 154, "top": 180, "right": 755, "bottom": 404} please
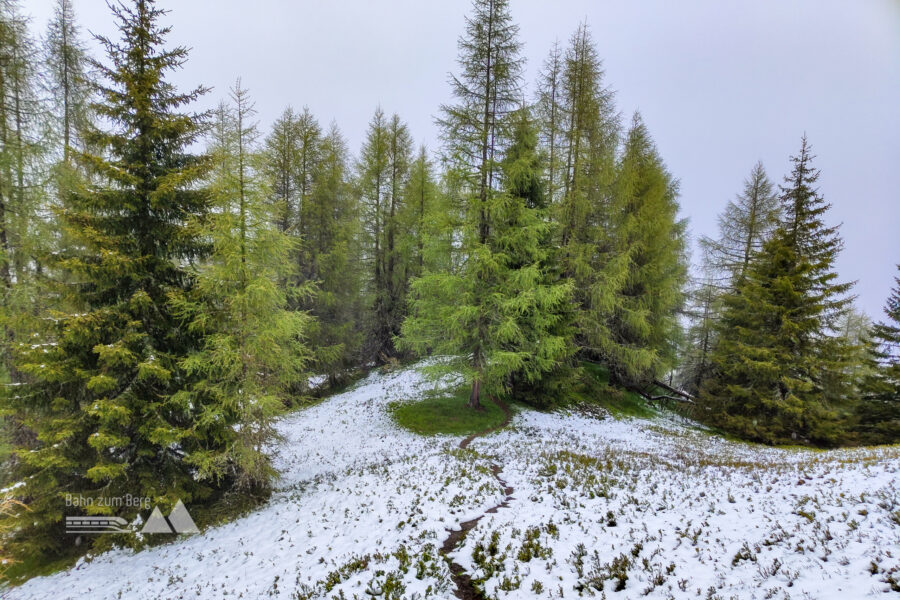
{"left": 262, "top": 107, "right": 302, "bottom": 234}
{"left": 677, "top": 276, "right": 719, "bottom": 396}
{"left": 550, "top": 23, "right": 622, "bottom": 371}
{"left": 357, "top": 109, "right": 413, "bottom": 360}
{"left": 557, "top": 22, "right": 618, "bottom": 254}
{"left": 680, "top": 163, "right": 778, "bottom": 395}
{"left": 700, "top": 161, "right": 780, "bottom": 289}
{"left": 262, "top": 105, "right": 322, "bottom": 321}
{"left": 534, "top": 39, "right": 565, "bottom": 205}
{"left": 301, "top": 123, "right": 364, "bottom": 383}
{"left": 5, "top": 0, "right": 214, "bottom": 560}
{"left": 382, "top": 114, "right": 413, "bottom": 357}
{"left": 261, "top": 107, "right": 321, "bottom": 263}
{"left": 43, "top": 0, "right": 92, "bottom": 163}
{"left": 293, "top": 108, "right": 321, "bottom": 238}
{"left": 170, "top": 82, "right": 311, "bottom": 491}
{"left": 407, "top": 0, "right": 524, "bottom": 409}
{"left": 595, "top": 114, "right": 686, "bottom": 387}
{"left": 292, "top": 107, "right": 322, "bottom": 253}
{"left": 261, "top": 107, "right": 360, "bottom": 384}
{"left": 357, "top": 108, "right": 389, "bottom": 357}
{"left": 41, "top": 0, "right": 94, "bottom": 285}
{"left": 0, "top": 2, "right": 48, "bottom": 382}
{"left": 400, "top": 146, "right": 455, "bottom": 294}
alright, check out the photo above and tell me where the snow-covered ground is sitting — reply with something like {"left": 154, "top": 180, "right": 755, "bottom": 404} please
{"left": 6, "top": 365, "right": 900, "bottom": 599}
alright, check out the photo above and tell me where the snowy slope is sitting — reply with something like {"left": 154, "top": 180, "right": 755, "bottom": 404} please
{"left": 6, "top": 365, "right": 900, "bottom": 599}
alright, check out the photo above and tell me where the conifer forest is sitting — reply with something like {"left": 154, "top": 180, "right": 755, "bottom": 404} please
{"left": 0, "top": 1, "right": 897, "bottom": 598}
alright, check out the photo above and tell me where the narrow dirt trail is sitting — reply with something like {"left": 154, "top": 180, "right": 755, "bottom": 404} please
{"left": 440, "top": 397, "right": 514, "bottom": 600}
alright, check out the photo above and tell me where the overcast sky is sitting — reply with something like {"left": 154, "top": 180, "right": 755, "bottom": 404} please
{"left": 24, "top": 0, "right": 900, "bottom": 319}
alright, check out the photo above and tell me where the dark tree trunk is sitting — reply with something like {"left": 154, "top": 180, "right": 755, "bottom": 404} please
{"left": 468, "top": 378, "right": 482, "bottom": 410}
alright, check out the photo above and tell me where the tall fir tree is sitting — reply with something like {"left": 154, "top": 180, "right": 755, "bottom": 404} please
{"left": 170, "top": 82, "right": 311, "bottom": 491}
{"left": 857, "top": 267, "right": 900, "bottom": 444}
{"left": 4, "top": 0, "right": 214, "bottom": 560}
{"left": 701, "top": 137, "right": 852, "bottom": 445}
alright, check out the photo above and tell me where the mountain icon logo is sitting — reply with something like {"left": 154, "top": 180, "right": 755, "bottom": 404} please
{"left": 140, "top": 499, "right": 199, "bottom": 534}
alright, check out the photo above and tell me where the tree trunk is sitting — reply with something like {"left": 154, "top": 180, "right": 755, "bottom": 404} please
{"left": 468, "top": 378, "right": 482, "bottom": 410}
{"left": 478, "top": 0, "right": 494, "bottom": 246}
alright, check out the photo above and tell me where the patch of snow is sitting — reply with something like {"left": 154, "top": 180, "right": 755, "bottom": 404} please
{"left": 307, "top": 374, "right": 327, "bottom": 390}
{"left": 7, "top": 365, "right": 900, "bottom": 599}
{"left": 1, "top": 481, "right": 25, "bottom": 494}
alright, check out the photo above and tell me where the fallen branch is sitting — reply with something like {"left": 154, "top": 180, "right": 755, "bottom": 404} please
{"left": 652, "top": 379, "right": 698, "bottom": 403}
{"left": 628, "top": 381, "right": 696, "bottom": 404}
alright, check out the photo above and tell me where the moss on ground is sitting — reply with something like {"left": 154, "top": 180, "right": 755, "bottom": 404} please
{"left": 390, "top": 386, "right": 508, "bottom": 436}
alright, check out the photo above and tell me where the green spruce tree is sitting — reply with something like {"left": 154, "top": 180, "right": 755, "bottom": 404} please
{"left": 5, "top": 0, "right": 214, "bottom": 560}
{"left": 401, "top": 108, "right": 575, "bottom": 408}
{"left": 701, "top": 137, "right": 852, "bottom": 445}
{"left": 857, "top": 267, "right": 900, "bottom": 444}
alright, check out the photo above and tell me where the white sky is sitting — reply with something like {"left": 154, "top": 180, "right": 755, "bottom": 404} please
{"left": 23, "top": 0, "right": 900, "bottom": 319}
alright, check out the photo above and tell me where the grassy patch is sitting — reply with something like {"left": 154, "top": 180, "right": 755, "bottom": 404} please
{"left": 389, "top": 387, "right": 508, "bottom": 436}
{"left": 580, "top": 362, "right": 658, "bottom": 419}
